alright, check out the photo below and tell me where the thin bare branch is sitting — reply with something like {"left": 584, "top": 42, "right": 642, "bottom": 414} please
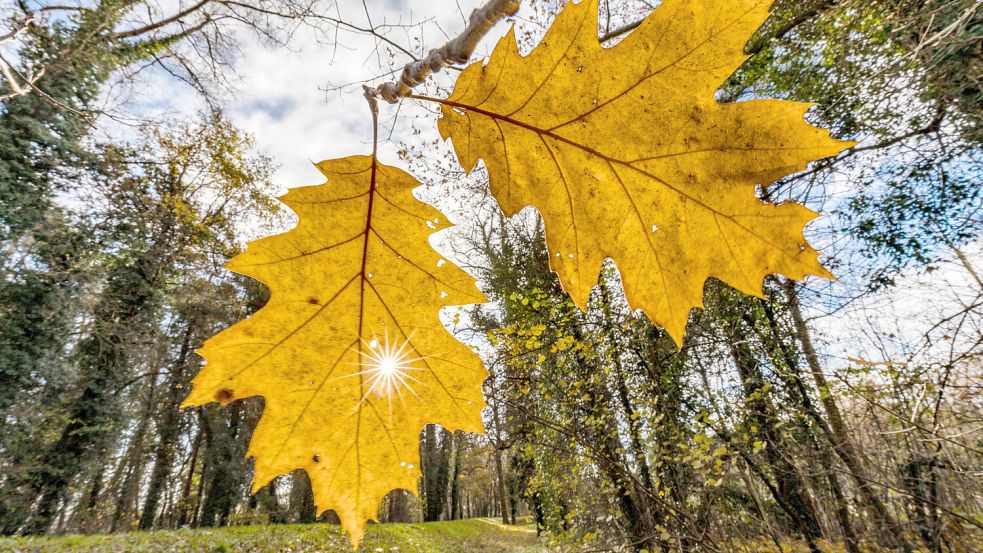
{"left": 367, "top": 0, "right": 521, "bottom": 103}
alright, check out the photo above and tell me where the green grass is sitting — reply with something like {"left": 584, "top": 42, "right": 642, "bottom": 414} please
{"left": 0, "top": 518, "right": 545, "bottom": 553}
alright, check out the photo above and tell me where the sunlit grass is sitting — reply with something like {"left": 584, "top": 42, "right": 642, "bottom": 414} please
{"left": 0, "top": 518, "right": 542, "bottom": 553}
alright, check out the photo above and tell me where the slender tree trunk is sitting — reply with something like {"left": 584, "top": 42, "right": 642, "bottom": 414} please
{"left": 739, "top": 461, "right": 786, "bottom": 550}
{"left": 384, "top": 489, "right": 409, "bottom": 523}
{"left": 290, "top": 470, "right": 317, "bottom": 523}
{"left": 753, "top": 297, "right": 861, "bottom": 553}
{"left": 598, "top": 280, "right": 656, "bottom": 492}
{"left": 421, "top": 425, "right": 452, "bottom": 521}
{"left": 724, "top": 307, "right": 824, "bottom": 553}
{"left": 111, "top": 379, "right": 158, "bottom": 532}
{"left": 25, "top": 259, "right": 161, "bottom": 534}
{"left": 569, "top": 318, "right": 656, "bottom": 552}
{"left": 199, "top": 404, "right": 243, "bottom": 527}
{"left": 785, "top": 281, "right": 912, "bottom": 552}
{"left": 140, "top": 324, "right": 195, "bottom": 530}
{"left": 177, "top": 419, "right": 203, "bottom": 528}
{"left": 825, "top": 464, "right": 861, "bottom": 553}
{"left": 450, "top": 432, "right": 463, "bottom": 520}
{"left": 73, "top": 466, "right": 106, "bottom": 534}
{"left": 490, "top": 398, "right": 511, "bottom": 525}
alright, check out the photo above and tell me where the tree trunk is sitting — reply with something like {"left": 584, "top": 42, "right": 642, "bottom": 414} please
{"left": 598, "top": 280, "right": 655, "bottom": 492}
{"left": 421, "top": 425, "right": 452, "bottom": 521}
{"left": 199, "top": 404, "right": 243, "bottom": 527}
{"left": 25, "top": 259, "right": 161, "bottom": 534}
{"left": 73, "top": 466, "right": 106, "bottom": 534}
{"left": 785, "top": 280, "right": 912, "bottom": 552}
{"left": 140, "top": 324, "right": 196, "bottom": 530}
{"left": 177, "top": 418, "right": 204, "bottom": 528}
{"left": 450, "top": 432, "right": 463, "bottom": 520}
{"left": 491, "top": 397, "right": 511, "bottom": 525}
{"left": 384, "top": 489, "right": 409, "bottom": 523}
{"left": 290, "top": 470, "right": 317, "bottom": 523}
{"left": 569, "top": 317, "right": 656, "bottom": 552}
{"left": 111, "top": 377, "right": 158, "bottom": 532}
{"left": 753, "top": 296, "right": 861, "bottom": 553}
{"left": 251, "top": 479, "right": 283, "bottom": 523}
{"left": 724, "top": 304, "right": 824, "bottom": 553}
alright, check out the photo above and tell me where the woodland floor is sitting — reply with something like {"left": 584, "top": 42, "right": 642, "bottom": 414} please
{"left": 4, "top": 521, "right": 976, "bottom": 552}
{"left": 0, "top": 518, "right": 545, "bottom": 552}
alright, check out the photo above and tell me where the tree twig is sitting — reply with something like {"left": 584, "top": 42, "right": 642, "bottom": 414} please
{"left": 366, "top": 0, "right": 520, "bottom": 103}
{"left": 598, "top": 18, "right": 642, "bottom": 42}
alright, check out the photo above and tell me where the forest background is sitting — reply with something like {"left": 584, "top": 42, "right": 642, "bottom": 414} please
{"left": 0, "top": 0, "right": 981, "bottom": 552}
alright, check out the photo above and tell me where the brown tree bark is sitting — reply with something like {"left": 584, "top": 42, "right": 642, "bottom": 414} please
{"left": 198, "top": 403, "right": 243, "bottom": 527}
{"left": 384, "top": 489, "right": 410, "bottom": 523}
{"left": 597, "top": 280, "right": 656, "bottom": 492}
{"left": 449, "top": 432, "right": 464, "bottom": 520}
{"left": 421, "top": 425, "right": 452, "bottom": 522}
{"left": 111, "top": 377, "right": 158, "bottom": 532}
{"left": 785, "top": 281, "right": 912, "bottom": 552}
{"left": 752, "top": 297, "right": 861, "bottom": 553}
{"left": 723, "top": 304, "right": 825, "bottom": 553}
{"left": 140, "top": 323, "right": 196, "bottom": 530}
{"left": 289, "top": 470, "right": 317, "bottom": 523}
{"left": 490, "top": 395, "right": 512, "bottom": 525}
{"left": 569, "top": 318, "right": 657, "bottom": 552}
{"left": 177, "top": 418, "right": 203, "bottom": 528}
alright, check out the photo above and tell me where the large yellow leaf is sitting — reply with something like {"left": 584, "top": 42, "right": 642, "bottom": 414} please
{"left": 182, "top": 155, "right": 487, "bottom": 547}
{"left": 436, "top": 0, "right": 855, "bottom": 343}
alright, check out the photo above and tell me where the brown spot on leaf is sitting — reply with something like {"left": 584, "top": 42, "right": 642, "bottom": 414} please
{"left": 215, "top": 389, "right": 234, "bottom": 402}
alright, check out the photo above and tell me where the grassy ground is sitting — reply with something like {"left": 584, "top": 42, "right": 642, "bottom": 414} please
{"left": 0, "top": 518, "right": 545, "bottom": 553}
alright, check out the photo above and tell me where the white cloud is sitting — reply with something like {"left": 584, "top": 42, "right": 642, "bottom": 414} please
{"left": 99, "top": 0, "right": 981, "bottom": 372}
{"left": 109, "top": 0, "right": 530, "bottom": 191}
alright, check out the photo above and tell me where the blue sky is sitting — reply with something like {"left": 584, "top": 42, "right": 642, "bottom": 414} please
{"left": 97, "top": 0, "right": 982, "bottom": 374}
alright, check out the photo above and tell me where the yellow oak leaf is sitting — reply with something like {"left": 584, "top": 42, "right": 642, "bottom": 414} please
{"left": 182, "top": 155, "right": 487, "bottom": 547}
{"left": 435, "top": 0, "right": 856, "bottom": 343}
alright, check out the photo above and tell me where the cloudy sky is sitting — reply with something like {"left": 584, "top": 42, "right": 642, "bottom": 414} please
{"left": 114, "top": 0, "right": 524, "bottom": 189}
{"left": 104, "top": 0, "right": 980, "bottom": 373}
